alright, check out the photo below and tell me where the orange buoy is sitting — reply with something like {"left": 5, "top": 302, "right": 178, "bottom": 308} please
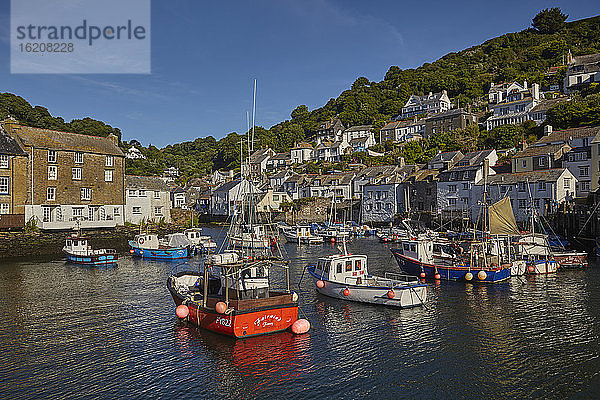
{"left": 129, "top": 249, "right": 135, "bottom": 254}
{"left": 419, "top": 272, "right": 426, "bottom": 278}
{"left": 175, "top": 304, "right": 189, "bottom": 319}
{"left": 477, "top": 270, "right": 487, "bottom": 280}
{"left": 316, "top": 280, "right": 325, "bottom": 288}
{"left": 291, "top": 319, "right": 311, "bottom": 334}
{"left": 215, "top": 301, "right": 227, "bottom": 314}
{"left": 342, "top": 288, "right": 350, "bottom": 296}
{"left": 465, "top": 272, "right": 473, "bottom": 281}
{"left": 434, "top": 273, "right": 441, "bottom": 280}
{"left": 527, "top": 265, "right": 535, "bottom": 273}
{"left": 330, "top": 237, "right": 336, "bottom": 243}
{"left": 387, "top": 290, "right": 395, "bottom": 299}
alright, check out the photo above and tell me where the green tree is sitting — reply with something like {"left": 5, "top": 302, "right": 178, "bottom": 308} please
{"left": 532, "top": 8, "right": 568, "bottom": 34}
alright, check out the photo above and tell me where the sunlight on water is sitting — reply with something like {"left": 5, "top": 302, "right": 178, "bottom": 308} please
{"left": 0, "top": 228, "right": 599, "bottom": 399}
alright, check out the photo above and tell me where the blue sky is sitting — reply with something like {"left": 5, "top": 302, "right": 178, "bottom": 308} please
{"left": 0, "top": 0, "right": 598, "bottom": 146}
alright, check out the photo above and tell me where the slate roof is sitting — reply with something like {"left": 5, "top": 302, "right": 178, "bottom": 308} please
{"left": 529, "top": 97, "right": 569, "bottom": 113}
{"left": 513, "top": 143, "right": 570, "bottom": 158}
{"left": 456, "top": 150, "right": 494, "bottom": 166}
{"left": 487, "top": 169, "right": 569, "bottom": 185}
{"left": 125, "top": 175, "right": 169, "bottom": 191}
{"left": 292, "top": 142, "right": 313, "bottom": 150}
{"left": 350, "top": 137, "right": 368, "bottom": 145}
{"left": 0, "top": 126, "right": 27, "bottom": 156}
{"left": 4, "top": 124, "right": 123, "bottom": 156}
{"left": 344, "top": 125, "right": 373, "bottom": 132}
{"left": 536, "top": 126, "right": 600, "bottom": 145}
{"left": 429, "top": 151, "right": 463, "bottom": 164}
{"left": 426, "top": 108, "right": 475, "bottom": 121}
{"left": 270, "top": 152, "right": 290, "bottom": 160}
{"left": 214, "top": 180, "right": 242, "bottom": 193}
{"left": 405, "top": 169, "right": 439, "bottom": 183}
{"left": 571, "top": 52, "right": 600, "bottom": 66}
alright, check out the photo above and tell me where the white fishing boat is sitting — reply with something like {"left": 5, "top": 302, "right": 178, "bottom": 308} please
{"left": 515, "top": 234, "right": 558, "bottom": 274}
{"left": 184, "top": 228, "right": 217, "bottom": 253}
{"left": 308, "top": 245, "right": 427, "bottom": 308}
{"left": 229, "top": 224, "right": 273, "bottom": 249}
{"left": 282, "top": 225, "right": 324, "bottom": 244}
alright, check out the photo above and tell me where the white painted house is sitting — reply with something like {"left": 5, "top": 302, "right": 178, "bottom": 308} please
{"left": 401, "top": 91, "right": 451, "bottom": 119}
{"left": 210, "top": 179, "right": 258, "bottom": 216}
{"left": 291, "top": 143, "right": 314, "bottom": 164}
{"left": 125, "top": 175, "right": 172, "bottom": 224}
{"left": 485, "top": 81, "right": 541, "bottom": 130}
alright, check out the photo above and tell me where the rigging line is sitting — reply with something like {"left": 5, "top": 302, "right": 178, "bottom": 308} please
{"left": 577, "top": 198, "right": 600, "bottom": 236}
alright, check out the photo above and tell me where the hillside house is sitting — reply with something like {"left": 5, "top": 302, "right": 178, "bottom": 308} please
{"left": 401, "top": 91, "right": 451, "bottom": 119}
{"left": 125, "top": 175, "right": 172, "bottom": 224}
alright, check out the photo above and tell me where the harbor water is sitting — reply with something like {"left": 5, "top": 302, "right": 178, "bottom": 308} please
{"left": 1, "top": 226, "right": 599, "bottom": 399}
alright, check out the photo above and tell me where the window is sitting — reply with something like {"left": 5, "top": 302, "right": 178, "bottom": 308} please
{"left": 519, "top": 199, "right": 527, "bottom": 209}
{"left": 534, "top": 199, "right": 540, "bottom": 207}
{"left": 0, "top": 155, "right": 8, "bottom": 169}
{"left": 74, "top": 152, "right": 84, "bottom": 164}
{"left": 128, "top": 189, "right": 136, "bottom": 197}
{"left": 48, "top": 165, "right": 57, "bottom": 180}
{"left": 581, "top": 182, "right": 591, "bottom": 191}
{"left": 47, "top": 187, "right": 56, "bottom": 201}
{"left": 48, "top": 150, "right": 56, "bottom": 163}
{"left": 273, "top": 195, "right": 280, "bottom": 201}
{"left": 449, "top": 198, "right": 457, "bottom": 206}
{"left": 579, "top": 166, "right": 589, "bottom": 177}
{"left": 563, "top": 178, "right": 571, "bottom": 189}
{"left": 80, "top": 188, "right": 91, "bottom": 201}
{"left": 72, "top": 167, "right": 82, "bottom": 180}
{"left": 336, "top": 263, "right": 342, "bottom": 274}
{"left": 154, "top": 191, "right": 160, "bottom": 199}
{"left": 449, "top": 185, "right": 457, "bottom": 192}
{"left": 114, "top": 207, "right": 121, "bottom": 216}
{"left": 461, "top": 197, "right": 469, "bottom": 205}
{"left": 462, "top": 183, "right": 469, "bottom": 190}
{"left": 518, "top": 182, "right": 526, "bottom": 192}
{"left": 88, "top": 207, "right": 96, "bottom": 221}
{"left": 538, "top": 157, "right": 546, "bottom": 167}
{"left": 355, "top": 260, "right": 362, "bottom": 270}
{"left": 99, "top": 207, "right": 106, "bottom": 221}
{"left": 522, "top": 160, "right": 526, "bottom": 168}
{"left": 538, "top": 181, "right": 546, "bottom": 191}
{"left": 385, "top": 203, "right": 392, "bottom": 210}
{"left": 42, "top": 206, "right": 52, "bottom": 222}
{"left": 138, "top": 190, "right": 146, "bottom": 197}
{"left": 73, "top": 207, "right": 83, "bottom": 217}
{"left": 105, "top": 170, "right": 113, "bottom": 182}
{"left": 154, "top": 206, "right": 163, "bottom": 216}
{"left": 133, "top": 207, "right": 141, "bottom": 215}
{"left": 0, "top": 177, "right": 10, "bottom": 195}
{"left": 345, "top": 261, "right": 353, "bottom": 272}
{"left": 583, "top": 138, "right": 589, "bottom": 147}
{"left": 106, "top": 155, "right": 114, "bottom": 167}
{"left": 0, "top": 203, "right": 9, "bottom": 214}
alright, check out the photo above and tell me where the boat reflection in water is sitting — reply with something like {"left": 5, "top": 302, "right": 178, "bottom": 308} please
{"left": 173, "top": 324, "right": 312, "bottom": 396}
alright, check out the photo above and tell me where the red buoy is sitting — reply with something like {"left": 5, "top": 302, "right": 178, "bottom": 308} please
{"left": 129, "top": 249, "right": 135, "bottom": 254}
{"left": 330, "top": 237, "right": 336, "bottom": 243}
{"left": 527, "top": 265, "right": 535, "bottom": 273}
{"left": 342, "top": 288, "right": 350, "bottom": 296}
{"left": 215, "top": 301, "right": 227, "bottom": 314}
{"left": 387, "top": 290, "right": 395, "bottom": 299}
{"left": 434, "top": 273, "right": 441, "bottom": 280}
{"left": 291, "top": 319, "right": 310, "bottom": 334}
{"left": 175, "top": 305, "right": 189, "bottom": 319}
{"left": 419, "top": 272, "right": 426, "bottom": 278}
{"left": 316, "top": 280, "right": 325, "bottom": 288}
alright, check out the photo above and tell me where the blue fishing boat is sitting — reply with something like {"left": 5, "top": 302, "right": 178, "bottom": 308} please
{"left": 63, "top": 234, "right": 118, "bottom": 266}
{"left": 129, "top": 233, "right": 189, "bottom": 260}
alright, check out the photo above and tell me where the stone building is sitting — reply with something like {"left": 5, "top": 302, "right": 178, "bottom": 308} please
{"left": 425, "top": 108, "right": 477, "bottom": 136}
{"left": 0, "top": 125, "right": 29, "bottom": 229}
{"left": 2, "top": 120, "right": 125, "bottom": 230}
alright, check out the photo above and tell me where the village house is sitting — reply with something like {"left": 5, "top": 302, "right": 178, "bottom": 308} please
{"left": 380, "top": 119, "right": 425, "bottom": 143}
{"left": 125, "top": 146, "right": 145, "bottom": 159}
{"left": 360, "top": 166, "right": 417, "bottom": 224}
{"left": 437, "top": 164, "right": 495, "bottom": 221}
{"left": 343, "top": 125, "right": 376, "bottom": 149}
{"left": 351, "top": 165, "right": 403, "bottom": 200}
{"left": 2, "top": 120, "right": 125, "bottom": 230}
{"left": 290, "top": 142, "right": 313, "bottom": 164}
{"left": 125, "top": 175, "right": 172, "bottom": 224}
{"left": 425, "top": 108, "right": 478, "bottom": 136}
{"left": 400, "top": 90, "right": 451, "bottom": 119}
{"left": 527, "top": 97, "right": 569, "bottom": 126}
{"left": 315, "top": 117, "right": 345, "bottom": 143}
{"left": 281, "top": 174, "right": 309, "bottom": 200}
{"left": 401, "top": 169, "right": 439, "bottom": 216}
{"left": 563, "top": 51, "right": 600, "bottom": 94}
{"left": 245, "top": 148, "right": 275, "bottom": 177}
{"left": 313, "top": 141, "right": 348, "bottom": 163}
{"left": 255, "top": 188, "right": 292, "bottom": 212}
{"left": 0, "top": 125, "right": 29, "bottom": 229}
{"left": 455, "top": 149, "right": 498, "bottom": 168}
{"left": 427, "top": 150, "right": 464, "bottom": 170}
{"left": 162, "top": 166, "right": 180, "bottom": 184}
{"left": 591, "top": 129, "right": 600, "bottom": 192}
{"left": 269, "top": 170, "right": 297, "bottom": 191}
{"left": 485, "top": 81, "right": 541, "bottom": 130}
{"left": 475, "top": 169, "right": 577, "bottom": 223}
{"left": 212, "top": 169, "right": 235, "bottom": 185}
{"left": 511, "top": 142, "right": 571, "bottom": 174}
{"left": 265, "top": 152, "right": 291, "bottom": 171}
{"left": 170, "top": 186, "right": 187, "bottom": 209}
{"left": 210, "top": 179, "right": 257, "bottom": 216}
{"left": 300, "top": 173, "right": 355, "bottom": 202}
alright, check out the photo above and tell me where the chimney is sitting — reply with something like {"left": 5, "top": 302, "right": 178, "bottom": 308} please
{"left": 428, "top": 92, "right": 433, "bottom": 97}
{"left": 532, "top": 83, "right": 540, "bottom": 100}
{"left": 544, "top": 125, "right": 553, "bottom": 135}
{"left": 107, "top": 133, "right": 119, "bottom": 146}
{"left": 567, "top": 49, "right": 573, "bottom": 64}
{"left": 523, "top": 80, "right": 528, "bottom": 89}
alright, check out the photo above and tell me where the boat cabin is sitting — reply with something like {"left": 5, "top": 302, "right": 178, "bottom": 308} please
{"left": 396, "top": 238, "right": 457, "bottom": 265}
{"left": 184, "top": 228, "right": 203, "bottom": 243}
{"left": 64, "top": 236, "right": 91, "bottom": 255}
{"left": 294, "top": 225, "right": 312, "bottom": 238}
{"left": 313, "top": 254, "right": 368, "bottom": 285}
{"left": 220, "top": 263, "right": 270, "bottom": 300}
{"left": 133, "top": 234, "right": 160, "bottom": 249}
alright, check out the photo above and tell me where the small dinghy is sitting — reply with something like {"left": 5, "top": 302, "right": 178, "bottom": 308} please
{"left": 63, "top": 234, "right": 118, "bottom": 265}
{"left": 308, "top": 250, "right": 427, "bottom": 308}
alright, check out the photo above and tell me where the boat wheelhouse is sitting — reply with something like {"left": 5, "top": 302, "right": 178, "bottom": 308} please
{"left": 282, "top": 225, "right": 324, "bottom": 244}
{"left": 63, "top": 235, "right": 118, "bottom": 265}
{"left": 308, "top": 253, "right": 427, "bottom": 308}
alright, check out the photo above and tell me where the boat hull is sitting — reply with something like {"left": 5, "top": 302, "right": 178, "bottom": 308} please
{"left": 308, "top": 268, "right": 426, "bottom": 308}
{"left": 527, "top": 259, "right": 558, "bottom": 274}
{"left": 64, "top": 252, "right": 118, "bottom": 265}
{"left": 129, "top": 241, "right": 188, "bottom": 260}
{"left": 391, "top": 249, "right": 511, "bottom": 283}
{"left": 552, "top": 252, "right": 588, "bottom": 269}
{"left": 168, "top": 273, "right": 298, "bottom": 338}
{"left": 282, "top": 231, "right": 324, "bottom": 244}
